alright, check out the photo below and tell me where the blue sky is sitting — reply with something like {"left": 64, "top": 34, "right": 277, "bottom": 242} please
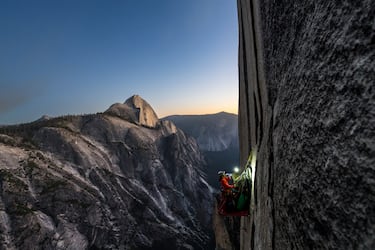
{"left": 0, "top": 0, "right": 238, "bottom": 125}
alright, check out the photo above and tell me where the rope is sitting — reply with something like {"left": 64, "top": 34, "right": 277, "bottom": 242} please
{"left": 233, "top": 147, "right": 257, "bottom": 213}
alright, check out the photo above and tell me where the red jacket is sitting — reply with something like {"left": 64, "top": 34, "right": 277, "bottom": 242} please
{"left": 220, "top": 176, "right": 234, "bottom": 190}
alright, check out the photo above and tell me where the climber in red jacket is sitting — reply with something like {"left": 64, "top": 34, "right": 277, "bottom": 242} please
{"left": 217, "top": 170, "right": 249, "bottom": 216}
{"left": 218, "top": 171, "right": 236, "bottom": 214}
{"left": 218, "top": 171, "right": 234, "bottom": 193}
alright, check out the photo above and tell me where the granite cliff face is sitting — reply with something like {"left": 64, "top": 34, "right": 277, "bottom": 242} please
{"left": 0, "top": 96, "right": 214, "bottom": 250}
{"left": 164, "top": 113, "right": 241, "bottom": 249}
{"left": 237, "top": 0, "right": 374, "bottom": 249}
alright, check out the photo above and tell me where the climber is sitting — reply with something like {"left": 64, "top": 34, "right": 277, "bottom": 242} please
{"left": 217, "top": 170, "right": 250, "bottom": 217}
{"left": 217, "top": 171, "right": 237, "bottom": 213}
{"left": 218, "top": 171, "right": 234, "bottom": 193}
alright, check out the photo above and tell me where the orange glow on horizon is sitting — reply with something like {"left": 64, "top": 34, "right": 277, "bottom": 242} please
{"left": 157, "top": 106, "right": 238, "bottom": 118}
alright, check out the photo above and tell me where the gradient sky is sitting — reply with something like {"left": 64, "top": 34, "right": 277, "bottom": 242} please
{"left": 0, "top": 0, "right": 239, "bottom": 125}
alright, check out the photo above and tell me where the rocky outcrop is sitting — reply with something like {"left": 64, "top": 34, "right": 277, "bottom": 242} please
{"left": 0, "top": 97, "right": 214, "bottom": 250}
{"left": 105, "top": 95, "right": 159, "bottom": 128}
{"left": 237, "top": 0, "right": 374, "bottom": 249}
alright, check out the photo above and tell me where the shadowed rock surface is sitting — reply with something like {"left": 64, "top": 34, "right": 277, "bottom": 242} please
{"left": 164, "top": 113, "right": 241, "bottom": 249}
{"left": 0, "top": 96, "right": 214, "bottom": 250}
{"left": 237, "top": 0, "right": 374, "bottom": 249}
{"left": 212, "top": 201, "right": 241, "bottom": 250}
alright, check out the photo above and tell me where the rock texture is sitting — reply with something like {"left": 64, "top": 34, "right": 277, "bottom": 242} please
{"left": 0, "top": 96, "right": 214, "bottom": 250}
{"left": 237, "top": 0, "right": 375, "bottom": 249}
{"left": 212, "top": 201, "right": 241, "bottom": 250}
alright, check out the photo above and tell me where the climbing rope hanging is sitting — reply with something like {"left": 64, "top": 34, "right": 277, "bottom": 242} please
{"left": 233, "top": 147, "right": 257, "bottom": 212}
{"left": 248, "top": 147, "right": 257, "bottom": 211}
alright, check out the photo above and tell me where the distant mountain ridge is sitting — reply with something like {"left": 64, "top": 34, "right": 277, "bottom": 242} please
{"left": 0, "top": 95, "right": 214, "bottom": 250}
{"left": 163, "top": 112, "right": 238, "bottom": 152}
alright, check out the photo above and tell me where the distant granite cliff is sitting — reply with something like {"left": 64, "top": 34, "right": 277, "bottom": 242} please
{"left": 237, "top": 0, "right": 374, "bottom": 249}
{"left": 164, "top": 112, "right": 238, "bottom": 152}
{"left": 163, "top": 112, "right": 239, "bottom": 188}
{"left": 0, "top": 95, "right": 214, "bottom": 250}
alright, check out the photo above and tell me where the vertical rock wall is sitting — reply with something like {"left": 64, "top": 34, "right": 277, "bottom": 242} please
{"left": 237, "top": 0, "right": 273, "bottom": 249}
{"left": 237, "top": 0, "right": 375, "bottom": 249}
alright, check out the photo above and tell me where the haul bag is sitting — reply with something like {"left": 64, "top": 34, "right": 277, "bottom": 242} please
{"left": 236, "top": 193, "right": 249, "bottom": 211}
